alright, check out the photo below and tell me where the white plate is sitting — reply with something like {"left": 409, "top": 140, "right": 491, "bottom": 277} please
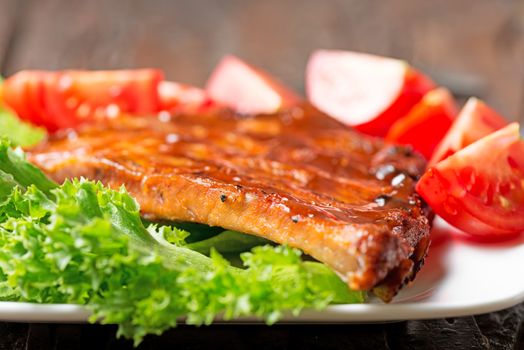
{"left": 1, "top": 217, "right": 523, "bottom": 323}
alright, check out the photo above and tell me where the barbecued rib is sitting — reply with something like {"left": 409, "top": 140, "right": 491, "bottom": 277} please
{"left": 28, "top": 104, "right": 432, "bottom": 301}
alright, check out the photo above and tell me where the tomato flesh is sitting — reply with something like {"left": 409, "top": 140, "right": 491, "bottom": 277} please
{"left": 430, "top": 98, "right": 508, "bottom": 166}
{"left": 3, "top": 69, "right": 164, "bottom": 131}
{"left": 416, "top": 123, "right": 524, "bottom": 237}
{"left": 62, "top": 69, "right": 163, "bottom": 114}
{"left": 206, "top": 55, "right": 300, "bottom": 114}
{"left": 2, "top": 71, "right": 50, "bottom": 128}
{"left": 386, "top": 88, "right": 458, "bottom": 159}
{"left": 306, "top": 50, "right": 435, "bottom": 136}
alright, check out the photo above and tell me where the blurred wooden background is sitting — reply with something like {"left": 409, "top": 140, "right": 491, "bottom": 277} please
{"left": 0, "top": 0, "right": 523, "bottom": 120}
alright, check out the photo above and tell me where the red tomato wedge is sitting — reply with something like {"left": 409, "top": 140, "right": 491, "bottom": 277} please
{"left": 2, "top": 71, "right": 51, "bottom": 128}
{"left": 429, "top": 97, "right": 508, "bottom": 166}
{"left": 386, "top": 88, "right": 458, "bottom": 160}
{"left": 3, "top": 69, "right": 164, "bottom": 131}
{"left": 158, "top": 81, "right": 213, "bottom": 112}
{"left": 416, "top": 123, "right": 524, "bottom": 237}
{"left": 205, "top": 55, "right": 300, "bottom": 114}
{"left": 306, "top": 50, "right": 435, "bottom": 136}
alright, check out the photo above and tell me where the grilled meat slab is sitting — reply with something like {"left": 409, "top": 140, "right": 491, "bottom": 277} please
{"left": 29, "top": 105, "right": 431, "bottom": 301}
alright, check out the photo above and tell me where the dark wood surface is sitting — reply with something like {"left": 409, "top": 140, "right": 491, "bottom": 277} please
{"left": 0, "top": 0, "right": 523, "bottom": 349}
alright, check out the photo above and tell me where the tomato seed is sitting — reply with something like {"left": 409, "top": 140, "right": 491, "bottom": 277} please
{"left": 497, "top": 195, "right": 511, "bottom": 209}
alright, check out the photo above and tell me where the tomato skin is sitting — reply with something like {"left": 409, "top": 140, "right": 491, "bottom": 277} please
{"left": 3, "top": 69, "right": 164, "bottom": 131}
{"left": 429, "top": 98, "right": 508, "bottom": 166}
{"left": 355, "top": 67, "right": 435, "bottom": 136}
{"left": 386, "top": 88, "right": 458, "bottom": 159}
{"left": 306, "top": 50, "right": 435, "bottom": 137}
{"left": 206, "top": 55, "right": 300, "bottom": 114}
{"left": 416, "top": 123, "right": 524, "bottom": 238}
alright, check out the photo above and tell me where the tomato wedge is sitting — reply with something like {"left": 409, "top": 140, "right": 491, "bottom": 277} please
{"left": 3, "top": 69, "right": 164, "bottom": 131}
{"left": 416, "top": 123, "right": 524, "bottom": 237}
{"left": 306, "top": 50, "right": 435, "bottom": 136}
{"left": 205, "top": 55, "right": 300, "bottom": 114}
{"left": 429, "top": 97, "right": 508, "bottom": 166}
{"left": 386, "top": 88, "right": 458, "bottom": 160}
{"left": 2, "top": 71, "right": 51, "bottom": 128}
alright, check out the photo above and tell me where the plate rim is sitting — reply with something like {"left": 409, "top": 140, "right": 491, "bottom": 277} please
{"left": 0, "top": 288, "right": 522, "bottom": 324}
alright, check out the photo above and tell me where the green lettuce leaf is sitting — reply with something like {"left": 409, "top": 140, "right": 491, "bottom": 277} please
{"left": 187, "top": 230, "right": 272, "bottom": 255}
{"left": 0, "top": 107, "right": 45, "bottom": 147}
{"left": 0, "top": 140, "right": 57, "bottom": 194}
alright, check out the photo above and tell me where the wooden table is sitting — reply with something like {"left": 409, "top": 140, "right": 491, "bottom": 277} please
{"left": 0, "top": 0, "right": 523, "bottom": 349}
